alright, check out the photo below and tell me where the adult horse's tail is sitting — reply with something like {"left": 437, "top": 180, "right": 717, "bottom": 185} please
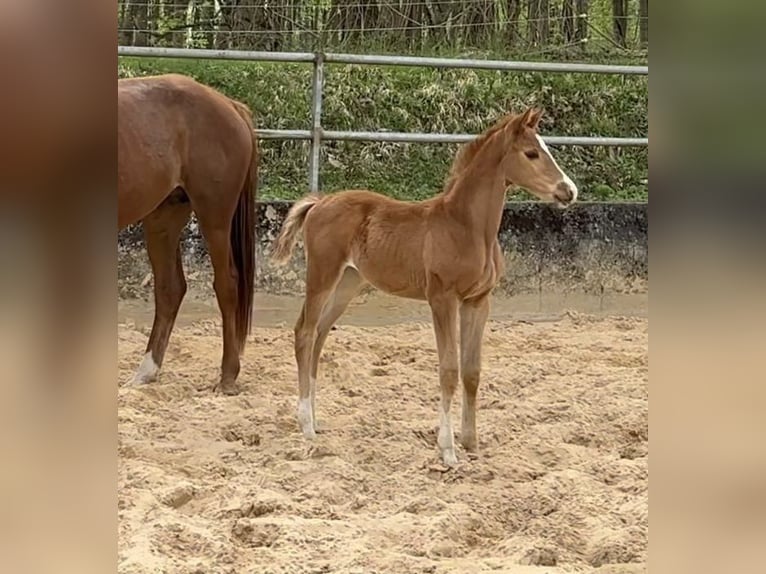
{"left": 229, "top": 99, "right": 258, "bottom": 353}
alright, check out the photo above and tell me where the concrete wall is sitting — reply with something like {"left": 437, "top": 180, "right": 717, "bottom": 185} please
{"left": 118, "top": 201, "right": 647, "bottom": 300}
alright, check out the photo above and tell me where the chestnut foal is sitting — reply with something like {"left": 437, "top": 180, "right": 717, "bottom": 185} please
{"left": 273, "top": 108, "right": 577, "bottom": 465}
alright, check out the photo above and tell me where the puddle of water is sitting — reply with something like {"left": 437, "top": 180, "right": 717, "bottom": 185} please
{"left": 119, "top": 290, "right": 647, "bottom": 329}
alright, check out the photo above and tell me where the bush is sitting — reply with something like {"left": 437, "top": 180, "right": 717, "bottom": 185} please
{"left": 119, "top": 57, "right": 648, "bottom": 202}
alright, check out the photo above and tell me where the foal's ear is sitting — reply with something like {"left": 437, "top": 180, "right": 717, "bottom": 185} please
{"left": 510, "top": 107, "right": 536, "bottom": 137}
{"left": 528, "top": 107, "right": 544, "bottom": 130}
{"left": 519, "top": 107, "right": 536, "bottom": 128}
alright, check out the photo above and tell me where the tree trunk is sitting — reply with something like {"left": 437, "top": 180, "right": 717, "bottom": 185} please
{"left": 612, "top": 0, "right": 628, "bottom": 47}
{"left": 575, "top": 0, "right": 589, "bottom": 42}
{"left": 122, "top": 0, "right": 150, "bottom": 46}
{"left": 561, "top": 0, "right": 576, "bottom": 43}
{"left": 639, "top": 0, "right": 648, "bottom": 47}
{"left": 527, "top": 0, "right": 541, "bottom": 46}
{"left": 216, "top": 1, "right": 236, "bottom": 49}
{"left": 506, "top": 0, "right": 522, "bottom": 46}
{"left": 118, "top": 0, "right": 131, "bottom": 45}
{"left": 539, "top": 0, "right": 550, "bottom": 44}
{"left": 156, "top": 0, "right": 186, "bottom": 48}
{"left": 200, "top": 2, "right": 217, "bottom": 49}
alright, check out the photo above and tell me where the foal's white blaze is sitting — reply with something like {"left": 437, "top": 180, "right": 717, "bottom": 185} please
{"left": 536, "top": 135, "right": 578, "bottom": 202}
{"left": 298, "top": 397, "right": 315, "bottom": 439}
{"left": 131, "top": 352, "right": 158, "bottom": 385}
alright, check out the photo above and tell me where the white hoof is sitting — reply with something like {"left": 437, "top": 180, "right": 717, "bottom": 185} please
{"left": 297, "top": 398, "right": 315, "bottom": 439}
{"left": 129, "top": 352, "right": 158, "bottom": 385}
{"left": 442, "top": 449, "right": 459, "bottom": 467}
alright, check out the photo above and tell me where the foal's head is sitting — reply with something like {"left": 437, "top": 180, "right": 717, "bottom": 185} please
{"left": 501, "top": 108, "right": 578, "bottom": 208}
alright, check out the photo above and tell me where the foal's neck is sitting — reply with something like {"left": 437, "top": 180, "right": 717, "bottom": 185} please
{"left": 444, "top": 134, "right": 507, "bottom": 242}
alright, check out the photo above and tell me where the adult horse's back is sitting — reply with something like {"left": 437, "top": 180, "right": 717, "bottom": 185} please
{"left": 119, "top": 74, "right": 258, "bottom": 394}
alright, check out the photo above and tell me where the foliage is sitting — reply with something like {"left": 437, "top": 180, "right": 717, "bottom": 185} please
{"left": 118, "top": 0, "right": 649, "bottom": 57}
{"left": 119, "top": 56, "right": 647, "bottom": 202}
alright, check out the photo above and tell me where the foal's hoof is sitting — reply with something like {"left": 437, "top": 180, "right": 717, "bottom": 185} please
{"left": 460, "top": 437, "right": 478, "bottom": 453}
{"left": 312, "top": 419, "right": 326, "bottom": 434}
{"left": 213, "top": 380, "right": 242, "bottom": 396}
{"left": 301, "top": 427, "right": 317, "bottom": 440}
{"left": 442, "top": 449, "right": 459, "bottom": 467}
{"left": 298, "top": 418, "right": 317, "bottom": 440}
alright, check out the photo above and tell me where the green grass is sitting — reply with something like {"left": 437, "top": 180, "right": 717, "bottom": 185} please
{"left": 119, "top": 56, "right": 648, "bottom": 202}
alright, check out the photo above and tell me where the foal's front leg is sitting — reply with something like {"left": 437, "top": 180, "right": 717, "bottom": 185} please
{"left": 459, "top": 295, "right": 490, "bottom": 452}
{"left": 428, "top": 291, "right": 460, "bottom": 467}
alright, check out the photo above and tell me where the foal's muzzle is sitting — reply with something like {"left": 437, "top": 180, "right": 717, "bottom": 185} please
{"left": 553, "top": 181, "right": 576, "bottom": 207}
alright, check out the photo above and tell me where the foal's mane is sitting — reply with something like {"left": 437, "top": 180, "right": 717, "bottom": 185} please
{"left": 442, "top": 112, "right": 516, "bottom": 193}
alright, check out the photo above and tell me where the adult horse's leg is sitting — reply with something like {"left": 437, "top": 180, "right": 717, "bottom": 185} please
{"left": 195, "top": 214, "right": 241, "bottom": 395}
{"left": 294, "top": 254, "right": 346, "bottom": 438}
{"left": 131, "top": 195, "right": 192, "bottom": 385}
{"left": 309, "top": 266, "right": 366, "bottom": 432}
{"left": 459, "top": 294, "right": 490, "bottom": 452}
{"left": 427, "top": 285, "right": 461, "bottom": 466}
{"left": 189, "top": 155, "right": 255, "bottom": 395}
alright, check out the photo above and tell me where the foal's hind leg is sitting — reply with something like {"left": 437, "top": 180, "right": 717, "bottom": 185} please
{"left": 294, "top": 255, "right": 347, "bottom": 438}
{"left": 459, "top": 294, "right": 490, "bottom": 452}
{"left": 131, "top": 194, "right": 191, "bottom": 385}
{"left": 309, "top": 266, "right": 365, "bottom": 432}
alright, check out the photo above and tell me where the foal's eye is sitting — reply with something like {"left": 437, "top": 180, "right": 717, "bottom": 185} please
{"left": 524, "top": 150, "right": 540, "bottom": 159}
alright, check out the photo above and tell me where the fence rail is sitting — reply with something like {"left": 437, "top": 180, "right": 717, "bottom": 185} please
{"left": 117, "top": 45, "right": 649, "bottom": 193}
{"left": 258, "top": 129, "right": 647, "bottom": 147}
{"left": 118, "top": 46, "right": 648, "bottom": 75}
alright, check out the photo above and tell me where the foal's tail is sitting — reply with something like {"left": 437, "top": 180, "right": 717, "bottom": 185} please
{"left": 230, "top": 99, "right": 259, "bottom": 353}
{"left": 271, "top": 194, "right": 321, "bottom": 265}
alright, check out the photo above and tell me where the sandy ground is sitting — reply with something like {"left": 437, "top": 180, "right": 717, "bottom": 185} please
{"left": 118, "top": 293, "right": 647, "bottom": 574}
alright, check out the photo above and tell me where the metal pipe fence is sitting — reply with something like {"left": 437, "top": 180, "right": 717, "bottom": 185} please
{"left": 257, "top": 129, "right": 647, "bottom": 147}
{"left": 118, "top": 45, "right": 649, "bottom": 194}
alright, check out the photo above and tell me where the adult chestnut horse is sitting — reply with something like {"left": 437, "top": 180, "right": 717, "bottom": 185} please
{"left": 119, "top": 74, "right": 258, "bottom": 395}
{"left": 273, "top": 107, "right": 577, "bottom": 466}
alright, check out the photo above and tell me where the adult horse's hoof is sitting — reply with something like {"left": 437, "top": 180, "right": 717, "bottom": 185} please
{"left": 214, "top": 380, "right": 242, "bottom": 396}
{"left": 129, "top": 352, "right": 159, "bottom": 386}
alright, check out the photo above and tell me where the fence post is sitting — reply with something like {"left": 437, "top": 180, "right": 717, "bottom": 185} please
{"left": 308, "top": 52, "right": 325, "bottom": 195}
